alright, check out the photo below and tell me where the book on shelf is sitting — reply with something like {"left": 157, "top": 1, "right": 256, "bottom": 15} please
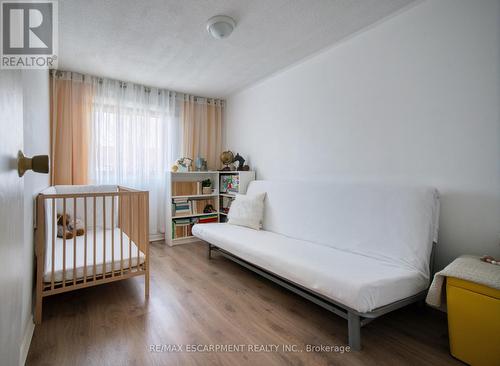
{"left": 172, "top": 217, "right": 195, "bottom": 239}
{"left": 220, "top": 195, "right": 233, "bottom": 214}
{"left": 172, "top": 181, "right": 199, "bottom": 196}
{"left": 172, "top": 181, "right": 210, "bottom": 196}
{"left": 174, "top": 224, "right": 190, "bottom": 238}
{"left": 173, "top": 198, "right": 216, "bottom": 216}
{"left": 228, "top": 174, "right": 239, "bottom": 193}
{"left": 173, "top": 218, "right": 192, "bottom": 225}
{"left": 220, "top": 174, "right": 239, "bottom": 193}
{"left": 172, "top": 198, "right": 192, "bottom": 216}
{"left": 172, "top": 215, "right": 218, "bottom": 239}
{"left": 191, "top": 198, "right": 215, "bottom": 214}
{"left": 198, "top": 214, "right": 218, "bottom": 224}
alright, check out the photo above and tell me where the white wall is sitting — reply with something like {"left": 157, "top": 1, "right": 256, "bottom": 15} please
{"left": 226, "top": 0, "right": 500, "bottom": 270}
{"left": 20, "top": 70, "right": 50, "bottom": 365}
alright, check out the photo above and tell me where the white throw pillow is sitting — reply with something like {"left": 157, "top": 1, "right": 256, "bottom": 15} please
{"left": 227, "top": 193, "right": 266, "bottom": 230}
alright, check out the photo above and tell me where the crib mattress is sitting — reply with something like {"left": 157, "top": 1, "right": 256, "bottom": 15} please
{"left": 44, "top": 228, "right": 145, "bottom": 283}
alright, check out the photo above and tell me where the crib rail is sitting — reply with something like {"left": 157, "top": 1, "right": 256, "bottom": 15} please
{"left": 34, "top": 186, "right": 149, "bottom": 324}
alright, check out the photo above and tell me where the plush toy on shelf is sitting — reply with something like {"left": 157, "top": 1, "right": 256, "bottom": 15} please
{"left": 57, "top": 213, "right": 85, "bottom": 239}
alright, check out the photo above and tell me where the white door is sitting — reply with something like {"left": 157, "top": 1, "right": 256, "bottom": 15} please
{"left": 0, "top": 70, "right": 24, "bottom": 366}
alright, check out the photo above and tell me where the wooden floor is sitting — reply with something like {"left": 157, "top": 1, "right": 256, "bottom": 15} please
{"left": 27, "top": 242, "right": 462, "bottom": 366}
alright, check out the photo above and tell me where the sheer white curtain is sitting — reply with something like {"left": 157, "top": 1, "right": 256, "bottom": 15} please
{"left": 90, "top": 79, "right": 180, "bottom": 238}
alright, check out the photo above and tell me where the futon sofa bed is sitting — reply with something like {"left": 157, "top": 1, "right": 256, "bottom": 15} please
{"left": 192, "top": 180, "right": 439, "bottom": 350}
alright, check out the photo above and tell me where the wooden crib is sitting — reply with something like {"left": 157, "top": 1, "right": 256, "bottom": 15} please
{"left": 34, "top": 185, "right": 149, "bottom": 324}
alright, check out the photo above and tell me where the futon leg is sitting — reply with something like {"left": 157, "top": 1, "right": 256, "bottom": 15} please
{"left": 348, "top": 312, "right": 361, "bottom": 351}
{"left": 207, "top": 243, "right": 212, "bottom": 259}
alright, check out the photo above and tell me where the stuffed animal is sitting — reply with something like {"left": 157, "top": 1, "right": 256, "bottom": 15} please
{"left": 57, "top": 214, "right": 73, "bottom": 239}
{"left": 57, "top": 213, "right": 85, "bottom": 239}
{"left": 68, "top": 217, "right": 85, "bottom": 236}
{"left": 480, "top": 255, "right": 499, "bottom": 265}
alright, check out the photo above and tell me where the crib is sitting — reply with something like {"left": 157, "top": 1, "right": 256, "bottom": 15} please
{"left": 34, "top": 185, "right": 149, "bottom": 324}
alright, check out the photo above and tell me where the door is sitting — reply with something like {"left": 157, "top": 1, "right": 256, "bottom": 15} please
{"left": 0, "top": 70, "right": 24, "bottom": 366}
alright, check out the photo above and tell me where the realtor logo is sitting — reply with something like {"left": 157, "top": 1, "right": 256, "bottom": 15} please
{"left": 1, "top": 0, "right": 58, "bottom": 69}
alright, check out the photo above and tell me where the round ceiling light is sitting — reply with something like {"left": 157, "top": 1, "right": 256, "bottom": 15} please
{"left": 206, "top": 15, "right": 236, "bottom": 39}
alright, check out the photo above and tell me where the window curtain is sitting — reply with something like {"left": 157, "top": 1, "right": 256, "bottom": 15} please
{"left": 90, "top": 79, "right": 180, "bottom": 237}
{"left": 50, "top": 70, "right": 224, "bottom": 240}
{"left": 181, "top": 96, "right": 223, "bottom": 170}
{"left": 50, "top": 70, "right": 93, "bottom": 185}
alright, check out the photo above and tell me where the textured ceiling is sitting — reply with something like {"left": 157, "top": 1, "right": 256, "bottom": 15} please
{"left": 58, "top": 0, "right": 418, "bottom": 98}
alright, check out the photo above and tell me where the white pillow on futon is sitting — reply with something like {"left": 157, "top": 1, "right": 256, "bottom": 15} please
{"left": 227, "top": 193, "right": 266, "bottom": 230}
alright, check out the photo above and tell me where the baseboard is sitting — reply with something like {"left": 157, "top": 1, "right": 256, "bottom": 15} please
{"left": 168, "top": 238, "right": 203, "bottom": 247}
{"left": 19, "top": 316, "right": 35, "bottom": 366}
{"left": 149, "top": 233, "right": 164, "bottom": 242}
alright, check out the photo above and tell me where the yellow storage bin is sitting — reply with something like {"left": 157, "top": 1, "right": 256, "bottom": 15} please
{"left": 446, "top": 277, "right": 500, "bottom": 366}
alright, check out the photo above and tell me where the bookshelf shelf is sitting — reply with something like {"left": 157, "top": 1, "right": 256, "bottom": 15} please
{"left": 172, "top": 212, "right": 218, "bottom": 219}
{"left": 172, "top": 193, "right": 218, "bottom": 199}
{"left": 167, "top": 170, "right": 255, "bottom": 246}
{"left": 175, "top": 170, "right": 219, "bottom": 173}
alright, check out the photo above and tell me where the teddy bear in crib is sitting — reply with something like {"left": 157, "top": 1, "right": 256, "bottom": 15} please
{"left": 57, "top": 214, "right": 85, "bottom": 239}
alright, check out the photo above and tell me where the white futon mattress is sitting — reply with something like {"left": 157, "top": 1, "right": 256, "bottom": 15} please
{"left": 44, "top": 228, "right": 145, "bottom": 283}
{"left": 192, "top": 223, "right": 428, "bottom": 313}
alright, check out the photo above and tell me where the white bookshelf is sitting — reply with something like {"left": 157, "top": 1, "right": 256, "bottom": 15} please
{"left": 167, "top": 170, "right": 255, "bottom": 246}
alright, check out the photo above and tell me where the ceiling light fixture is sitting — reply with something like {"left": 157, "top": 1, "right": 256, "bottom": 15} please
{"left": 206, "top": 15, "right": 236, "bottom": 40}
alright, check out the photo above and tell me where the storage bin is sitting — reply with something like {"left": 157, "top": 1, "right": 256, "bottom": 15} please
{"left": 446, "top": 277, "right": 500, "bottom": 366}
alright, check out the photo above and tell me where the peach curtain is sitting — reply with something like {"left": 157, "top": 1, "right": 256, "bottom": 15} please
{"left": 181, "top": 96, "right": 223, "bottom": 170}
{"left": 50, "top": 71, "right": 94, "bottom": 185}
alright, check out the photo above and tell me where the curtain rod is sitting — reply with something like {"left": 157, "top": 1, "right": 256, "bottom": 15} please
{"left": 51, "top": 69, "right": 225, "bottom": 103}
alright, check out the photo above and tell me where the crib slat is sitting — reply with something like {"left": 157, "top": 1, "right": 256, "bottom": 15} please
{"left": 145, "top": 191, "right": 150, "bottom": 297}
{"left": 51, "top": 198, "right": 55, "bottom": 290}
{"left": 129, "top": 194, "right": 132, "bottom": 272}
{"left": 111, "top": 195, "right": 115, "bottom": 277}
{"left": 137, "top": 194, "right": 140, "bottom": 273}
{"left": 93, "top": 196, "right": 97, "bottom": 282}
{"left": 103, "top": 196, "right": 106, "bottom": 279}
{"left": 62, "top": 198, "right": 67, "bottom": 287}
{"left": 84, "top": 197, "right": 87, "bottom": 284}
{"left": 73, "top": 197, "right": 77, "bottom": 286}
{"left": 120, "top": 194, "right": 124, "bottom": 275}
